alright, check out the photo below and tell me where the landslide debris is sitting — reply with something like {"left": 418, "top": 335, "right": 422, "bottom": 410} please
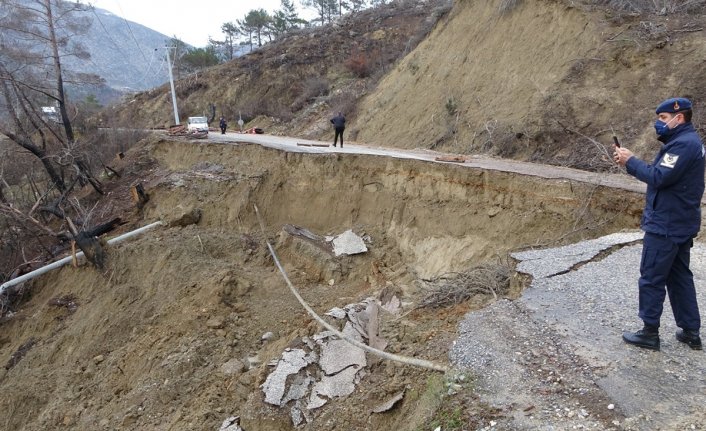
{"left": 0, "top": 137, "right": 643, "bottom": 430}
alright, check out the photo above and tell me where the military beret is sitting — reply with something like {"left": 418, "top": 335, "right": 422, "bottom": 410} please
{"left": 656, "top": 97, "right": 692, "bottom": 114}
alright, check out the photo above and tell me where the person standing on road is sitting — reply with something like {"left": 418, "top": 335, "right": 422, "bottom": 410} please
{"left": 219, "top": 116, "right": 227, "bottom": 135}
{"left": 614, "top": 97, "right": 704, "bottom": 351}
{"left": 330, "top": 112, "right": 345, "bottom": 148}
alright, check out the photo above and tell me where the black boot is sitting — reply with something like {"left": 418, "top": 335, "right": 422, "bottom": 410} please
{"left": 676, "top": 329, "right": 702, "bottom": 350}
{"left": 623, "top": 326, "right": 660, "bottom": 351}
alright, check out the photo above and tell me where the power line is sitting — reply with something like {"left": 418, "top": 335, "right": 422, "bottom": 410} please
{"left": 88, "top": 3, "right": 162, "bottom": 89}
{"left": 113, "top": 0, "right": 149, "bottom": 63}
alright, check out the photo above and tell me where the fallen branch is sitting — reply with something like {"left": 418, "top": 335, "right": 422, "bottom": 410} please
{"left": 418, "top": 262, "right": 512, "bottom": 308}
{"left": 435, "top": 155, "right": 468, "bottom": 163}
{"left": 0, "top": 203, "right": 58, "bottom": 237}
{"left": 296, "top": 143, "right": 330, "bottom": 147}
{"left": 254, "top": 204, "right": 449, "bottom": 373}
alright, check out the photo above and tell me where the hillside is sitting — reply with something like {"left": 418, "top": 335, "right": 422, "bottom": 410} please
{"left": 103, "top": 0, "right": 705, "bottom": 171}
{"left": 0, "top": 135, "right": 647, "bottom": 430}
{"left": 4, "top": 0, "right": 706, "bottom": 430}
{"left": 351, "top": 0, "right": 706, "bottom": 169}
{"left": 100, "top": 0, "right": 452, "bottom": 131}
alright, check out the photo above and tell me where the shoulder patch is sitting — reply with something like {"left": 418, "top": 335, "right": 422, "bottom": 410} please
{"left": 660, "top": 153, "right": 679, "bottom": 169}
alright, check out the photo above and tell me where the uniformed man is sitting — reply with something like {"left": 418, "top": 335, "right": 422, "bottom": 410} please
{"left": 330, "top": 112, "right": 346, "bottom": 148}
{"left": 614, "top": 97, "right": 704, "bottom": 351}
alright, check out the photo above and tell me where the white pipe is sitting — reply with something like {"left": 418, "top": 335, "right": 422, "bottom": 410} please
{"left": 0, "top": 221, "right": 165, "bottom": 294}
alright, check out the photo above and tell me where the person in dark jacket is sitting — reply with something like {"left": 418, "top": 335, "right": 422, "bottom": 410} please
{"left": 219, "top": 116, "right": 227, "bottom": 134}
{"left": 614, "top": 97, "right": 704, "bottom": 351}
{"left": 330, "top": 112, "right": 345, "bottom": 148}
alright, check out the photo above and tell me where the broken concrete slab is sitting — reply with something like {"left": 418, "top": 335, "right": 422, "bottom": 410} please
{"left": 318, "top": 322, "right": 366, "bottom": 375}
{"left": 330, "top": 229, "right": 368, "bottom": 256}
{"left": 261, "top": 296, "right": 390, "bottom": 425}
{"left": 308, "top": 366, "right": 360, "bottom": 409}
{"left": 261, "top": 348, "right": 311, "bottom": 405}
{"left": 324, "top": 307, "right": 347, "bottom": 319}
{"left": 218, "top": 416, "right": 242, "bottom": 431}
{"left": 281, "top": 375, "right": 313, "bottom": 406}
{"left": 381, "top": 294, "right": 401, "bottom": 315}
{"left": 372, "top": 390, "right": 405, "bottom": 413}
{"left": 290, "top": 400, "right": 308, "bottom": 427}
{"left": 511, "top": 231, "right": 642, "bottom": 278}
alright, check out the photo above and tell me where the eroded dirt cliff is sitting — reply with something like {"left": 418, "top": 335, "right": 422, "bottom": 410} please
{"left": 0, "top": 137, "right": 644, "bottom": 430}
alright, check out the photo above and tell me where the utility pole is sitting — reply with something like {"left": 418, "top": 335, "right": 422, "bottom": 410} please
{"left": 162, "top": 46, "right": 180, "bottom": 125}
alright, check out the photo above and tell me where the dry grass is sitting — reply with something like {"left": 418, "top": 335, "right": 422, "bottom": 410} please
{"left": 583, "top": 0, "right": 705, "bottom": 13}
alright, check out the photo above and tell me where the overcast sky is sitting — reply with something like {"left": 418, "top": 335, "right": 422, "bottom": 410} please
{"left": 87, "top": 0, "right": 310, "bottom": 47}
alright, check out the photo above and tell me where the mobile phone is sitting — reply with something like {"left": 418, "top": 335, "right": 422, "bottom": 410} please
{"left": 613, "top": 136, "right": 621, "bottom": 148}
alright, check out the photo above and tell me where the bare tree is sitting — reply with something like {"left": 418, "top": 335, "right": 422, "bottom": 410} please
{"left": 209, "top": 22, "right": 239, "bottom": 61}
{"left": 301, "top": 0, "right": 339, "bottom": 25}
{"left": 0, "top": 0, "right": 104, "bottom": 193}
{"left": 0, "top": 0, "right": 109, "bottom": 275}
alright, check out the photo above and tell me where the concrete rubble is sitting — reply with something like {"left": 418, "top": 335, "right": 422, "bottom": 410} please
{"left": 327, "top": 229, "right": 368, "bottom": 256}
{"left": 261, "top": 297, "right": 387, "bottom": 426}
{"left": 218, "top": 416, "right": 242, "bottom": 431}
{"left": 371, "top": 390, "right": 405, "bottom": 413}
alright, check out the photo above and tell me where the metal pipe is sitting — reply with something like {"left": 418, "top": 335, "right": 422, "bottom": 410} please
{"left": 0, "top": 221, "right": 165, "bottom": 295}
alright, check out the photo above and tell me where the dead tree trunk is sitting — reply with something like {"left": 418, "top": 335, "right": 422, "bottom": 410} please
{"left": 66, "top": 217, "right": 106, "bottom": 270}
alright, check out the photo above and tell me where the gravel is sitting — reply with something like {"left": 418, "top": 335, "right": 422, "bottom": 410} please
{"left": 450, "top": 230, "right": 706, "bottom": 430}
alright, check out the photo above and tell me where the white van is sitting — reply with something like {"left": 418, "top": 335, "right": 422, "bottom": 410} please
{"left": 187, "top": 116, "right": 209, "bottom": 133}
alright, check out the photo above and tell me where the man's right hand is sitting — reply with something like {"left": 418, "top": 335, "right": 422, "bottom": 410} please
{"left": 613, "top": 146, "right": 634, "bottom": 167}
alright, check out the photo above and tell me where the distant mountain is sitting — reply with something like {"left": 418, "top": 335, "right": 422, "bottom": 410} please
{"left": 68, "top": 6, "right": 175, "bottom": 94}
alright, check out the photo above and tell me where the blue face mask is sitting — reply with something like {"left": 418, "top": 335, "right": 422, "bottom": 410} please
{"left": 654, "top": 115, "right": 678, "bottom": 136}
{"left": 654, "top": 120, "right": 670, "bottom": 136}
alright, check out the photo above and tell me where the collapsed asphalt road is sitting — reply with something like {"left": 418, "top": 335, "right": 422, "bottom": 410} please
{"left": 206, "top": 132, "right": 646, "bottom": 194}
{"left": 176, "top": 131, "right": 706, "bottom": 429}
{"left": 451, "top": 232, "right": 706, "bottom": 430}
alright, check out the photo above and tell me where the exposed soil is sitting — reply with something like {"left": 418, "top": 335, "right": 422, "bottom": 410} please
{"left": 3, "top": 0, "right": 706, "bottom": 429}
{"left": 102, "top": 0, "right": 706, "bottom": 172}
{"left": 0, "top": 135, "right": 645, "bottom": 430}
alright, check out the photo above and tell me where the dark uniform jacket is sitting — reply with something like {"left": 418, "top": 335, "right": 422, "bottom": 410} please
{"left": 626, "top": 123, "right": 705, "bottom": 238}
{"left": 330, "top": 115, "right": 346, "bottom": 129}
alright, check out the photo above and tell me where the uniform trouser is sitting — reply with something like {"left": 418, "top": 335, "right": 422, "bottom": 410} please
{"left": 638, "top": 232, "right": 701, "bottom": 330}
{"left": 334, "top": 127, "right": 344, "bottom": 146}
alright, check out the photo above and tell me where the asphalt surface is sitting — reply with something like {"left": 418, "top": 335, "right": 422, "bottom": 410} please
{"left": 206, "top": 131, "right": 646, "bottom": 194}
{"left": 451, "top": 232, "right": 706, "bottom": 430}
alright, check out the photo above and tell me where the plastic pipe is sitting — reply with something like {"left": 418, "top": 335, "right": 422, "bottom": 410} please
{"left": 0, "top": 220, "right": 165, "bottom": 295}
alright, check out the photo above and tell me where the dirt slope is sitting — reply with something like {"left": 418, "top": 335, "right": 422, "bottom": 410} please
{"left": 100, "top": 0, "right": 450, "bottom": 135}
{"left": 101, "top": 0, "right": 705, "bottom": 172}
{"left": 0, "top": 137, "right": 644, "bottom": 430}
{"left": 352, "top": 0, "right": 706, "bottom": 167}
